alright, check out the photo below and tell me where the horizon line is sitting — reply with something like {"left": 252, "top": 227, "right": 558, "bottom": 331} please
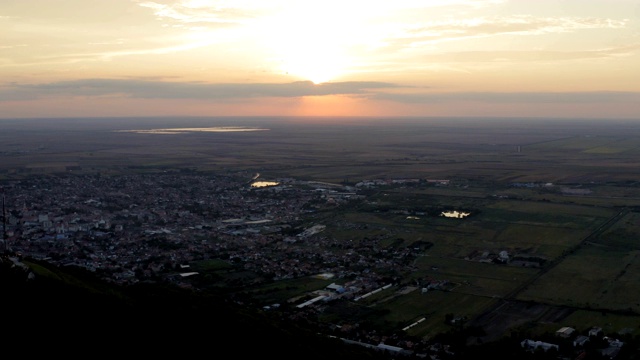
{"left": 2, "top": 115, "right": 640, "bottom": 121}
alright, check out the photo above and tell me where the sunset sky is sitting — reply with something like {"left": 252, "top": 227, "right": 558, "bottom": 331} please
{"left": 2, "top": 0, "right": 639, "bottom": 119}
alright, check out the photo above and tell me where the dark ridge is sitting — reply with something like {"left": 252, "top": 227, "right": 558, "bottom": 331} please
{"left": 2, "top": 255, "right": 390, "bottom": 359}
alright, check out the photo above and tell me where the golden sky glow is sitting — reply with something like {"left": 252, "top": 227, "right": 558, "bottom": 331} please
{"left": 1, "top": 0, "right": 639, "bottom": 118}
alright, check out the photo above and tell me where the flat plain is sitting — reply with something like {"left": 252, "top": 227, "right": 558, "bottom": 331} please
{"left": 3, "top": 116, "right": 640, "bottom": 345}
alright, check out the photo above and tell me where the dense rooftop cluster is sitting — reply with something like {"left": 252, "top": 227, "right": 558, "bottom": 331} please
{"left": 1, "top": 172, "right": 417, "bottom": 290}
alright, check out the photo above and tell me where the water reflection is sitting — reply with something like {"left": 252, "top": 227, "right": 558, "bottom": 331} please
{"left": 251, "top": 181, "right": 279, "bottom": 188}
{"left": 116, "top": 127, "right": 269, "bottom": 134}
{"left": 441, "top": 210, "right": 470, "bottom": 218}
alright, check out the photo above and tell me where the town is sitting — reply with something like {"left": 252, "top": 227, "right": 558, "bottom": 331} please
{"left": 1, "top": 171, "right": 635, "bottom": 359}
{"left": 2, "top": 172, "right": 372, "bottom": 284}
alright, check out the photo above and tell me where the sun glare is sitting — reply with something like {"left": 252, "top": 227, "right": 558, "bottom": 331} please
{"left": 259, "top": 2, "right": 368, "bottom": 84}
{"left": 278, "top": 47, "right": 349, "bottom": 84}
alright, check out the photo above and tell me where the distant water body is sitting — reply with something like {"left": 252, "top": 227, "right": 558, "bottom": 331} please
{"left": 115, "top": 127, "right": 270, "bottom": 134}
{"left": 2, "top": 116, "right": 640, "bottom": 141}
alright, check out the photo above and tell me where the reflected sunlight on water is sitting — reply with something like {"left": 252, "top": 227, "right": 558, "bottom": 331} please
{"left": 441, "top": 210, "right": 470, "bottom": 218}
{"left": 115, "top": 127, "right": 269, "bottom": 134}
{"left": 251, "top": 181, "right": 279, "bottom": 188}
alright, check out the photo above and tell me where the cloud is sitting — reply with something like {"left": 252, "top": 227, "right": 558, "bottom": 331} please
{"left": 389, "top": 15, "right": 629, "bottom": 48}
{"left": 136, "top": 0, "right": 506, "bottom": 26}
{"left": 374, "top": 91, "right": 640, "bottom": 104}
{"left": 137, "top": 0, "right": 263, "bottom": 25}
{"left": 0, "top": 79, "right": 399, "bottom": 101}
{"left": 4, "top": 1, "right": 631, "bottom": 71}
{"left": 415, "top": 44, "right": 640, "bottom": 63}
{"left": 3, "top": 78, "right": 637, "bottom": 107}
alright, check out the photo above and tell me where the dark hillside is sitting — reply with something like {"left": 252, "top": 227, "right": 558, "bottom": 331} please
{"left": 1, "top": 255, "right": 389, "bottom": 359}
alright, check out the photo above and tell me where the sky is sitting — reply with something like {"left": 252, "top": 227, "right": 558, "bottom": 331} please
{"left": 1, "top": 0, "right": 640, "bottom": 119}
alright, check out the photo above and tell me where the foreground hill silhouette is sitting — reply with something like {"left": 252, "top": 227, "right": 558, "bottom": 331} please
{"left": 2, "top": 255, "right": 391, "bottom": 359}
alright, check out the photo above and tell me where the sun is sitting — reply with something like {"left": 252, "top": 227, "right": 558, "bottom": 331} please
{"left": 259, "top": 3, "right": 362, "bottom": 84}
{"left": 277, "top": 44, "right": 350, "bottom": 84}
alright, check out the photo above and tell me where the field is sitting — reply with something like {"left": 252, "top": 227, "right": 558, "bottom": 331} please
{"left": 3, "top": 116, "right": 640, "bottom": 345}
{"left": 3, "top": 116, "right": 640, "bottom": 183}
